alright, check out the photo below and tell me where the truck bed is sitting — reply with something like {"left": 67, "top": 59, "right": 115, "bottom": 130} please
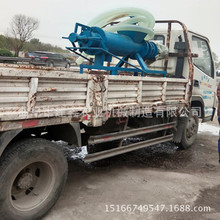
{"left": 0, "top": 64, "right": 189, "bottom": 132}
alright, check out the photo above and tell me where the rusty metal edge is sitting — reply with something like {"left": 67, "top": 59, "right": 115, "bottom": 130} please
{"left": 156, "top": 20, "right": 194, "bottom": 108}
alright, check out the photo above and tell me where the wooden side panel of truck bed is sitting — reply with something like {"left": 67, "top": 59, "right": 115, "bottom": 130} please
{"left": 0, "top": 64, "right": 189, "bottom": 131}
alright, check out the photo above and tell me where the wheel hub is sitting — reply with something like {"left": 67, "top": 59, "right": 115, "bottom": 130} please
{"left": 17, "top": 173, "right": 33, "bottom": 190}
{"left": 186, "top": 117, "right": 197, "bottom": 138}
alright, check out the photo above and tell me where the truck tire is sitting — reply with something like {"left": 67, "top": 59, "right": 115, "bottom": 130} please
{"left": 0, "top": 138, "right": 68, "bottom": 220}
{"left": 179, "top": 110, "right": 199, "bottom": 149}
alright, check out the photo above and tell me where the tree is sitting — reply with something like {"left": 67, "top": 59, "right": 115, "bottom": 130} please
{"left": 9, "top": 14, "right": 39, "bottom": 56}
{"left": 22, "top": 38, "right": 68, "bottom": 54}
{"left": 212, "top": 52, "right": 220, "bottom": 70}
{"left": 0, "top": 35, "right": 8, "bottom": 49}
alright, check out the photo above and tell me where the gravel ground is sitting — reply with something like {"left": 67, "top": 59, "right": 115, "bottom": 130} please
{"left": 43, "top": 118, "right": 220, "bottom": 220}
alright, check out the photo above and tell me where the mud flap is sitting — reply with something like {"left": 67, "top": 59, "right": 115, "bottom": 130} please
{"left": 0, "top": 129, "right": 22, "bottom": 157}
{"left": 172, "top": 117, "right": 188, "bottom": 143}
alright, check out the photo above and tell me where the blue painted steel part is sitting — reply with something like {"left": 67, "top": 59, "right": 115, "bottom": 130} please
{"left": 64, "top": 23, "right": 166, "bottom": 76}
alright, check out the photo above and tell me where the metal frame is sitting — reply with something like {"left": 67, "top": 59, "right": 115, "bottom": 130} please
{"left": 155, "top": 20, "right": 195, "bottom": 107}
{"left": 85, "top": 135, "right": 173, "bottom": 163}
{"left": 84, "top": 121, "right": 175, "bottom": 163}
{"left": 88, "top": 121, "right": 176, "bottom": 145}
{"left": 65, "top": 22, "right": 166, "bottom": 76}
{"left": 67, "top": 46, "right": 167, "bottom": 77}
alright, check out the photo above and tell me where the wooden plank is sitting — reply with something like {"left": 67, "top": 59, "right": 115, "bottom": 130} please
{"left": 142, "top": 97, "right": 161, "bottom": 101}
{"left": 0, "top": 103, "right": 26, "bottom": 109}
{"left": 142, "top": 85, "right": 162, "bottom": 91}
{"left": 108, "top": 85, "right": 138, "bottom": 91}
{"left": 34, "top": 100, "right": 86, "bottom": 106}
{"left": 108, "top": 93, "right": 137, "bottom": 98}
{"left": 0, "top": 65, "right": 188, "bottom": 84}
{"left": 0, "top": 67, "right": 91, "bottom": 80}
{"left": 0, "top": 78, "right": 29, "bottom": 83}
{"left": 0, "top": 92, "right": 29, "bottom": 97}
{"left": 142, "top": 91, "right": 162, "bottom": 96}
{"left": 0, "top": 82, "right": 29, "bottom": 87}
{"left": 0, "top": 97, "right": 28, "bottom": 103}
{"left": 107, "top": 98, "right": 137, "bottom": 103}
{"left": 36, "top": 95, "right": 87, "bottom": 102}
{"left": 167, "top": 82, "right": 186, "bottom": 86}
{"left": 107, "top": 102, "right": 186, "bottom": 109}
{"left": 166, "top": 91, "right": 185, "bottom": 96}
{"left": 0, "top": 87, "right": 29, "bottom": 92}
{"left": 39, "top": 79, "right": 87, "bottom": 84}
{"left": 108, "top": 75, "right": 188, "bottom": 83}
{"left": 166, "top": 95, "right": 184, "bottom": 100}
{"left": 143, "top": 82, "right": 162, "bottom": 86}
{"left": 166, "top": 87, "right": 185, "bottom": 91}
{"left": 37, "top": 91, "right": 87, "bottom": 97}
{"left": 38, "top": 81, "right": 88, "bottom": 87}
{"left": 37, "top": 87, "right": 87, "bottom": 92}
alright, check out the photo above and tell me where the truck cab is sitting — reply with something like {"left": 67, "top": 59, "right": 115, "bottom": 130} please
{"left": 150, "top": 22, "right": 216, "bottom": 122}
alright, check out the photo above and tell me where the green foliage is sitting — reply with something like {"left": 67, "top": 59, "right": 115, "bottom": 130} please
{"left": 0, "top": 34, "right": 69, "bottom": 55}
{"left": 23, "top": 38, "right": 69, "bottom": 53}
{"left": 0, "top": 35, "right": 9, "bottom": 49}
{"left": 212, "top": 52, "right": 220, "bottom": 69}
{"left": 0, "top": 48, "right": 13, "bottom": 57}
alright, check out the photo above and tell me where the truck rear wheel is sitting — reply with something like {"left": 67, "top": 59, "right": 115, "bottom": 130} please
{"left": 0, "top": 138, "right": 68, "bottom": 220}
{"left": 179, "top": 110, "right": 199, "bottom": 149}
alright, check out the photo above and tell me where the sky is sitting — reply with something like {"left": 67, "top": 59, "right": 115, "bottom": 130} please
{"left": 0, "top": 0, "right": 220, "bottom": 57}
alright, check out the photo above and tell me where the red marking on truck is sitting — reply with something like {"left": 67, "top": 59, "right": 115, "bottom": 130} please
{"left": 104, "top": 112, "right": 110, "bottom": 118}
{"left": 166, "top": 125, "right": 171, "bottom": 128}
{"left": 83, "top": 114, "right": 91, "bottom": 120}
{"left": 104, "top": 136, "right": 111, "bottom": 140}
{"left": 22, "top": 120, "right": 39, "bottom": 128}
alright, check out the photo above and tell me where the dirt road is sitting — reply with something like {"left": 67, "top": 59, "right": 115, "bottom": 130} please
{"left": 43, "top": 119, "right": 220, "bottom": 220}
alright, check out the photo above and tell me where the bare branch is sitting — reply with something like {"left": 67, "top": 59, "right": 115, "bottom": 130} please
{"left": 9, "top": 14, "right": 39, "bottom": 56}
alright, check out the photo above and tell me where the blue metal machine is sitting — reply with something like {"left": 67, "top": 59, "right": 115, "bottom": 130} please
{"left": 64, "top": 23, "right": 166, "bottom": 76}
